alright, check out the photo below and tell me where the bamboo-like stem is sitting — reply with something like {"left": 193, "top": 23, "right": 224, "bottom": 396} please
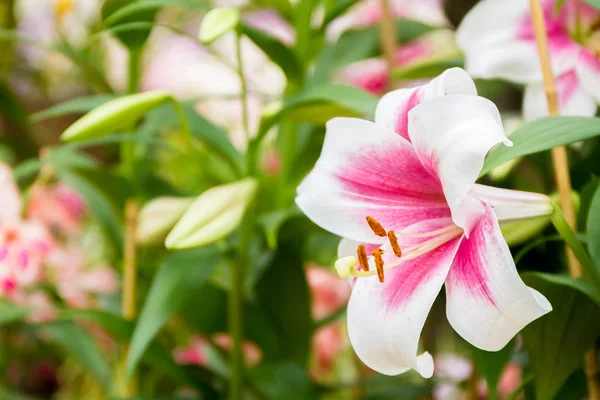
{"left": 528, "top": 1, "right": 599, "bottom": 398}
{"left": 120, "top": 199, "right": 139, "bottom": 397}
{"left": 528, "top": 0, "right": 580, "bottom": 276}
{"left": 379, "top": 0, "right": 396, "bottom": 87}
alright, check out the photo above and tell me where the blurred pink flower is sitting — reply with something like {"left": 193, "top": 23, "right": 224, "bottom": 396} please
{"left": 312, "top": 324, "right": 346, "bottom": 378}
{"left": 174, "top": 334, "right": 262, "bottom": 367}
{"left": 498, "top": 362, "right": 522, "bottom": 397}
{"left": 306, "top": 265, "right": 351, "bottom": 320}
{"left": 28, "top": 183, "right": 87, "bottom": 236}
{"left": 327, "top": 0, "right": 447, "bottom": 41}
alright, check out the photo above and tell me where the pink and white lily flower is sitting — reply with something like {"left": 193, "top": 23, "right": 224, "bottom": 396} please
{"left": 457, "top": 0, "right": 600, "bottom": 120}
{"left": 296, "top": 68, "right": 552, "bottom": 377}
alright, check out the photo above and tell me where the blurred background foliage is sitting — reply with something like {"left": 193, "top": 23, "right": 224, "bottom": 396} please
{"left": 0, "top": 0, "right": 599, "bottom": 399}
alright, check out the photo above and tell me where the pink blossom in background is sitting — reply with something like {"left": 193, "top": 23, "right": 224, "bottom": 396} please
{"left": 28, "top": 183, "right": 87, "bottom": 236}
{"left": 327, "top": 0, "right": 447, "bottom": 41}
{"left": 458, "top": 0, "right": 600, "bottom": 120}
{"left": 306, "top": 265, "right": 351, "bottom": 319}
{"left": 173, "top": 334, "right": 262, "bottom": 367}
{"left": 337, "top": 30, "right": 458, "bottom": 95}
{"left": 296, "top": 68, "right": 553, "bottom": 377}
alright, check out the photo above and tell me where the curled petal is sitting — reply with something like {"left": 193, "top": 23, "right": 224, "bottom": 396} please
{"left": 408, "top": 94, "right": 511, "bottom": 235}
{"left": 470, "top": 184, "right": 552, "bottom": 222}
{"left": 457, "top": 0, "right": 580, "bottom": 83}
{"left": 445, "top": 205, "right": 552, "bottom": 351}
{"left": 523, "top": 71, "right": 597, "bottom": 120}
{"left": 296, "top": 118, "right": 450, "bottom": 244}
{"left": 347, "top": 236, "right": 462, "bottom": 376}
{"left": 375, "top": 67, "right": 476, "bottom": 141}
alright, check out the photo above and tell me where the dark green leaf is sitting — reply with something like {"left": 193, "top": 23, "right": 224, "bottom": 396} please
{"left": 579, "top": 175, "right": 600, "bottom": 228}
{"left": 102, "top": 0, "right": 158, "bottom": 51}
{"left": 43, "top": 322, "right": 111, "bottom": 387}
{"left": 31, "top": 95, "right": 118, "bottom": 122}
{"left": 56, "top": 309, "right": 214, "bottom": 392}
{"left": 587, "top": 184, "right": 600, "bottom": 268}
{"left": 256, "top": 241, "right": 312, "bottom": 365}
{"left": 481, "top": 117, "right": 600, "bottom": 176}
{"left": 103, "top": 0, "right": 208, "bottom": 26}
{"left": 241, "top": 24, "right": 303, "bottom": 83}
{"left": 126, "top": 247, "right": 220, "bottom": 378}
{"left": 521, "top": 274, "right": 600, "bottom": 400}
{"left": 251, "top": 362, "right": 316, "bottom": 400}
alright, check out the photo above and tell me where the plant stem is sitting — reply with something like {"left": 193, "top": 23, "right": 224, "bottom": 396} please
{"left": 528, "top": 1, "right": 600, "bottom": 398}
{"left": 528, "top": 0, "right": 580, "bottom": 276}
{"left": 379, "top": 0, "right": 396, "bottom": 87}
{"left": 120, "top": 199, "right": 138, "bottom": 397}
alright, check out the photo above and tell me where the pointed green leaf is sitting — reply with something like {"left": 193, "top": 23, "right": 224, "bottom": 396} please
{"left": 521, "top": 273, "right": 600, "bottom": 400}
{"left": 481, "top": 117, "right": 600, "bottom": 176}
{"left": 125, "top": 247, "right": 220, "bottom": 378}
{"left": 587, "top": 185, "right": 600, "bottom": 268}
{"left": 31, "top": 95, "right": 118, "bottom": 122}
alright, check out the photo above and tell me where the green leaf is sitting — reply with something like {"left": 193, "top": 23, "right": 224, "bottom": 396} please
{"left": 126, "top": 247, "right": 220, "bottom": 378}
{"left": 240, "top": 24, "right": 303, "bottom": 83}
{"left": 522, "top": 272, "right": 600, "bottom": 305}
{"left": 521, "top": 273, "right": 600, "bottom": 400}
{"left": 101, "top": 0, "right": 158, "bottom": 50}
{"left": 393, "top": 57, "right": 463, "bottom": 80}
{"left": 0, "top": 303, "right": 30, "bottom": 326}
{"left": 481, "top": 117, "right": 600, "bottom": 176}
{"left": 31, "top": 95, "right": 118, "bottom": 122}
{"left": 43, "top": 322, "right": 111, "bottom": 387}
{"left": 256, "top": 241, "right": 312, "bottom": 365}
{"left": 259, "top": 208, "right": 302, "bottom": 249}
{"left": 103, "top": 0, "right": 208, "bottom": 27}
{"left": 199, "top": 7, "right": 240, "bottom": 44}
{"left": 251, "top": 362, "right": 316, "bottom": 400}
{"left": 56, "top": 309, "right": 214, "bottom": 392}
{"left": 321, "top": 0, "right": 360, "bottom": 28}
{"left": 552, "top": 205, "right": 600, "bottom": 296}
{"left": 471, "top": 341, "right": 514, "bottom": 398}
{"left": 58, "top": 167, "right": 130, "bottom": 251}
{"left": 587, "top": 184, "right": 600, "bottom": 268}
{"left": 579, "top": 175, "right": 600, "bottom": 228}
{"left": 61, "top": 91, "right": 170, "bottom": 141}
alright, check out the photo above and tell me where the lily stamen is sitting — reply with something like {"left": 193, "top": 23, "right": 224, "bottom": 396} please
{"left": 388, "top": 230, "right": 402, "bottom": 257}
{"left": 356, "top": 244, "right": 370, "bottom": 271}
{"left": 366, "top": 216, "right": 387, "bottom": 237}
{"left": 372, "top": 249, "right": 385, "bottom": 282}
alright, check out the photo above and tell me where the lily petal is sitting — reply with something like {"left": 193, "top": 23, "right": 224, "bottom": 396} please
{"left": 347, "top": 236, "right": 462, "bottom": 376}
{"left": 523, "top": 70, "right": 597, "bottom": 120}
{"left": 457, "top": 0, "right": 580, "bottom": 83}
{"left": 375, "top": 67, "right": 476, "bottom": 141}
{"left": 470, "top": 184, "right": 553, "bottom": 222}
{"left": 445, "top": 204, "right": 552, "bottom": 351}
{"left": 0, "top": 163, "right": 21, "bottom": 223}
{"left": 296, "top": 118, "right": 450, "bottom": 244}
{"left": 408, "top": 95, "right": 511, "bottom": 235}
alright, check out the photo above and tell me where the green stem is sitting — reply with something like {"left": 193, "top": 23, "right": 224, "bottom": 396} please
{"left": 127, "top": 48, "right": 140, "bottom": 95}
{"left": 168, "top": 97, "right": 193, "bottom": 148}
{"left": 229, "top": 208, "right": 253, "bottom": 400}
{"left": 552, "top": 204, "right": 600, "bottom": 296}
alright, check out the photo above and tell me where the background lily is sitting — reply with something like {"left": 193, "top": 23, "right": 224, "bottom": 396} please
{"left": 457, "top": 0, "right": 600, "bottom": 120}
{"left": 296, "top": 68, "right": 552, "bottom": 377}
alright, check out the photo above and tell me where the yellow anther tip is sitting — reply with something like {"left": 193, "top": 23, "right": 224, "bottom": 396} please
{"left": 335, "top": 256, "right": 357, "bottom": 279}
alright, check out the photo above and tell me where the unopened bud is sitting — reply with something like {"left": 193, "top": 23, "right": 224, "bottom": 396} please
{"left": 136, "top": 197, "right": 194, "bottom": 246}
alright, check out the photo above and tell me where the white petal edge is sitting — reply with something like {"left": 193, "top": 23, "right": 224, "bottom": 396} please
{"left": 445, "top": 205, "right": 552, "bottom": 351}
{"left": 408, "top": 94, "right": 511, "bottom": 235}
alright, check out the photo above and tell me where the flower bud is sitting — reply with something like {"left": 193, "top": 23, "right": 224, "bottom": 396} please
{"left": 136, "top": 197, "right": 194, "bottom": 246}
{"left": 61, "top": 91, "right": 170, "bottom": 141}
{"left": 199, "top": 8, "right": 240, "bottom": 44}
{"left": 165, "top": 179, "right": 257, "bottom": 249}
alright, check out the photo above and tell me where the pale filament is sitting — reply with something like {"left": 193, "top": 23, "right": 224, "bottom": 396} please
{"left": 394, "top": 224, "right": 458, "bottom": 239}
{"left": 348, "top": 226, "right": 463, "bottom": 278}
